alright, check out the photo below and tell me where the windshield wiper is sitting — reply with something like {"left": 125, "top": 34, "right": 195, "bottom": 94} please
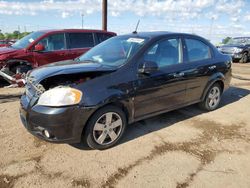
{"left": 74, "top": 57, "right": 81, "bottom": 62}
{"left": 76, "top": 58, "right": 98, "bottom": 64}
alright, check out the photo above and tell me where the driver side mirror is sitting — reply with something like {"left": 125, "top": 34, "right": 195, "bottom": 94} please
{"left": 34, "top": 44, "right": 45, "bottom": 52}
{"left": 138, "top": 61, "right": 158, "bottom": 75}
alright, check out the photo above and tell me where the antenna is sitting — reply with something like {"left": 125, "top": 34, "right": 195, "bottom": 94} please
{"left": 133, "top": 20, "right": 140, "bottom": 34}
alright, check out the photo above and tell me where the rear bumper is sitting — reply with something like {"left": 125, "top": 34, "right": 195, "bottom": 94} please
{"left": 20, "top": 95, "right": 96, "bottom": 143}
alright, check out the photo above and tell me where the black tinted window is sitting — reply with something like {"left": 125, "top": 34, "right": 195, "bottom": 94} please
{"left": 185, "top": 39, "right": 211, "bottom": 62}
{"left": 97, "top": 33, "right": 113, "bottom": 43}
{"left": 38, "top": 33, "right": 65, "bottom": 51}
{"left": 68, "top": 33, "right": 94, "bottom": 49}
{"left": 144, "top": 38, "right": 182, "bottom": 68}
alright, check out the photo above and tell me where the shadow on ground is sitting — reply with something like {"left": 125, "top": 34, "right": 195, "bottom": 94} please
{"left": 0, "top": 94, "right": 21, "bottom": 104}
{"left": 0, "top": 79, "right": 9, "bottom": 87}
{"left": 71, "top": 86, "right": 250, "bottom": 150}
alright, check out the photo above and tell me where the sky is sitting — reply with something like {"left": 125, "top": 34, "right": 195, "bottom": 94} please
{"left": 0, "top": 0, "right": 250, "bottom": 44}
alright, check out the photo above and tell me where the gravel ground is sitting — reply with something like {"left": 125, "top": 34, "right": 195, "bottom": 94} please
{"left": 0, "top": 63, "right": 250, "bottom": 188}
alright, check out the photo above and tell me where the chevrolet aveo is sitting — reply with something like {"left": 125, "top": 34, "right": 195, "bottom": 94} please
{"left": 20, "top": 32, "right": 232, "bottom": 150}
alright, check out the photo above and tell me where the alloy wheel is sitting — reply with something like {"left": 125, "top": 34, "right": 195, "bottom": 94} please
{"left": 208, "top": 86, "right": 221, "bottom": 109}
{"left": 93, "top": 112, "right": 123, "bottom": 145}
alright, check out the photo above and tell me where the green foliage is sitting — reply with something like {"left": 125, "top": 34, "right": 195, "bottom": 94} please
{"left": 0, "top": 31, "right": 31, "bottom": 40}
{"left": 0, "top": 33, "right": 4, "bottom": 40}
{"left": 222, "top": 37, "right": 232, "bottom": 44}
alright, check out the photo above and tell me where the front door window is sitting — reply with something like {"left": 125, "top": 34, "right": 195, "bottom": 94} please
{"left": 38, "top": 33, "right": 66, "bottom": 51}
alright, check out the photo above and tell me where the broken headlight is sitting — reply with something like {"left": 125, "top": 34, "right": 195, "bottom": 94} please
{"left": 37, "top": 87, "right": 82, "bottom": 107}
{"left": 234, "top": 47, "right": 243, "bottom": 53}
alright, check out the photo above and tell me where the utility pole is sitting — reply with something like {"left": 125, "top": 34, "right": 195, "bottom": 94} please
{"left": 81, "top": 13, "right": 84, "bottom": 29}
{"left": 102, "top": 0, "right": 107, "bottom": 31}
{"left": 209, "top": 17, "right": 215, "bottom": 41}
{"left": 18, "top": 25, "right": 20, "bottom": 39}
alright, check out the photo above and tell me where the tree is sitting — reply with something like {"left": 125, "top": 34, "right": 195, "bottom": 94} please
{"left": 222, "top": 37, "right": 232, "bottom": 44}
{"left": 12, "top": 30, "right": 21, "bottom": 39}
{"left": 0, "top": 31, "right": 31, "bottom": 40}
{"left": 0, "top": 32, "right": 4, "bottom": 40}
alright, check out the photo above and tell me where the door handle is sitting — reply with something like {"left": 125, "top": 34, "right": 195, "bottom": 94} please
{"left": 173, "top": 72, "right": 184, "bottom": 78}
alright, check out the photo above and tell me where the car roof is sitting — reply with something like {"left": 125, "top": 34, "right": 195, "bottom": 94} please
{"left": 37, "top": 29, "right": 116, "bottom": 35}
{"left": 233, "top": 37, "right": 250, "bottom": 39}
{"left": 123, "top": 31, "right": 203, "bottom": 39}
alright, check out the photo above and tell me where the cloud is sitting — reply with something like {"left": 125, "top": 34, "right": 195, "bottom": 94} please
{"left": 61, "top": 11, "right": 70, "bottom": 18}
{"left": 0, "top": 0, "right": 246, "bottom": 22}
{"left": 215, "top": 0, "right": 244, "bottom": 15}
{"left": 0, "top": 0, "right": 249, "bottom": 43}
{"left": 0, "top": 0, "right": 100, "bottom": 17}
{"left": 244, "top": 13, "right": 250, "bottom": 21}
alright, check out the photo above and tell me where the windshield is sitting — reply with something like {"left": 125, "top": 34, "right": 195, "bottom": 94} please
{"left": 11, "top": 31, "right": 45, "bottom": 49}
{"left": 78, "top": 35, "right": 148, "bottom": 67}
{"left": 227, "top": 38, "right": 250, "bottom": 45}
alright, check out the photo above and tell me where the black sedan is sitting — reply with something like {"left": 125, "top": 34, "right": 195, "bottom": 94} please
{"left": 20, "top": 32, "right": 232, "bottom": 149}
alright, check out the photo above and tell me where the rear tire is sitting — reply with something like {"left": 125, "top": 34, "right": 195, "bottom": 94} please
{"left": 83, "top": 105, "right": 127, "bottom": 150}
{"left": 199, "top": 83, "right": 222, "bottom": 111}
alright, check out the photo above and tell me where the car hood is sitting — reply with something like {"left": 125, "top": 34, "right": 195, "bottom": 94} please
{"left": 0, "top": 47, "right": 20, "bottom": 56}
{"left": 220, "top": 44, "right": 245, "bottom": 49}
{"left": 28, "top": 59, "right": 116, "bottom": 83}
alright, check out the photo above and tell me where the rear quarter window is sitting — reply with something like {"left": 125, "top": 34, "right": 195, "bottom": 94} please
{"left": 185, "top": 38, "right": 211, "bottom": 62}
{"left": 97, "top": 33, "right": 114, "bottom": 43}
{"left": 68, "top": 32, "right": 94, "bottom": 49}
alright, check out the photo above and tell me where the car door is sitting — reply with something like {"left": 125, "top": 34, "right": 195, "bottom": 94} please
{"left": 66, "top": 32, "right": 95, "bottom": 59}
{"left": 134, "top": 37, "right": 188, "bottom": 119}
{"left": 32, "top": 33, "right": 69, "bottom": 66}
{"left": 182, "top": 37, "right": 215, "bottom": 103}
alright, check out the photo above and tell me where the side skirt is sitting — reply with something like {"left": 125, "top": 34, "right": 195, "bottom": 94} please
{"left": 131, "top": 100, "right": 201, "bottom": 123}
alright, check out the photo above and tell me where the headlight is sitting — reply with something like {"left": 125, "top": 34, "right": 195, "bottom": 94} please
{"left": 234, "top": 47, "right": 243, "bottom": 53}
{"left": 37, "top": 87, "right": 82, "bottom": 107}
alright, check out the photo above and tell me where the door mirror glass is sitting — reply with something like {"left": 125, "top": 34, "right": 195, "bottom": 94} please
{"left": 34, "top": 44, "right": 45, "bottom": 52}
{"left": 138, "top": 61, "right": 158, "bottom": 74}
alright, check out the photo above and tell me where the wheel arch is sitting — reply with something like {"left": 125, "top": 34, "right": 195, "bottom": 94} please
{"left": 80, "top": 100, "right": 132, "bottom": 138}
{"left": 201, "top": 73, "right": 225, "bottom": 101}
{"left": 7, "top": 59, "right": 32, "bottom": 69}
{"left": 242, "top": 50, "right": 249, "bottom": 55}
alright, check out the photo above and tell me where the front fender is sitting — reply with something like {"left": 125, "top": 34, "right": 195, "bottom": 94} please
{"left": 81, "top": 86, "right": 134, "bottom": 124}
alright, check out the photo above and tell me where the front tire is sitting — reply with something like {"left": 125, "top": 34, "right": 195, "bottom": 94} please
{"left": 199, "top": 83, "right": 222, "bottom": 111}
{"left": 84, "top": 105, "right": 127, "bottom": 150}
{"left": 239, "top": 52, "right": 248, "bottom": 64}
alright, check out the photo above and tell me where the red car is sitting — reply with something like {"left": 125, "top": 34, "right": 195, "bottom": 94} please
{"left": 0, "top": 40, "right": 13, "bottom": 47}
{"left": 0, "top": 29, "right": 116, "bottom": 86}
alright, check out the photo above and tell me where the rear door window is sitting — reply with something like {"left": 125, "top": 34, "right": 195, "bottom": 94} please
{"left": 96, "top": 33, "right": 114, "bottom": 43}
{"left": 68, "top": 33, "right": 94, "bottom": 49}
{"left": 185, "top": 38, "right": 211, "bottom": 62}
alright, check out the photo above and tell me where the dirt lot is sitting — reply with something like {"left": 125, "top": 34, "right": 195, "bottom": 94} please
{"left": 0, "top": 63, "right": 250, "bottom": 188}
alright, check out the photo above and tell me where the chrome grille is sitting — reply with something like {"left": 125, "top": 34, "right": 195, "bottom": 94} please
{"left": 220, "top": 47, "right": 234, "bottom": 54}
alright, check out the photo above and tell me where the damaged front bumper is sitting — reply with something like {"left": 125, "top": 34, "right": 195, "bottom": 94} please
{"left": 0, "top": 67, "right": 26, "bottom": 87}
{"left": 20, "top": 94, "right": 96, "bottom": 143}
